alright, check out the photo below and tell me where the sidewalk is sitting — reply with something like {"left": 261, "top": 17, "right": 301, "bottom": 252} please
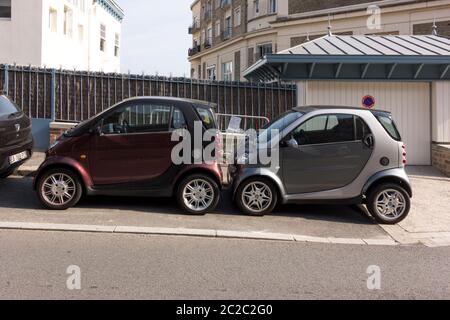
{"left": 16, "top": 152, "right": 45, "bottom": 177}
{"left": 381, "top": 166, "right": 450, "bottom": 247}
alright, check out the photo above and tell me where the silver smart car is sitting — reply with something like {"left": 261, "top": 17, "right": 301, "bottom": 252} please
{"left": 231, "top": 106, "right": 412, "bottom": 225}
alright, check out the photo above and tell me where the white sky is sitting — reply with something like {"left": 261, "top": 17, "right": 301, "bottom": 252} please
{"left": 119, "top": 0, "right": 192, "bottom": 77}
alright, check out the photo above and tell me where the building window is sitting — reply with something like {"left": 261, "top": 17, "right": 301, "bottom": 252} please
{"left": 224, "top": 15, "right": 232, "bottom": 39}
{"left": 254, "top": 0, "right": 260, "bottom": 15}
{"left": 222, "top": 61, "right": 233, "bottom": 81}
{"left": 201, "top": 29, "right": 206, "bottom": 44}
{"left": 215, "top": 20, "right": 221, "bottom": 37}
{"left": 256, "top": 43, "right": 273, "bottom": 59}
{"left": 205, "top": 0, "right": 212, "bottom": 20}
{"left": 207, "top": 65, "right": 216, "bottom": 81}
{"left": 234, "top": 6, "right": 241, "bottom": 27}
{"left": 78, "top": 24, "right": 84, "bottom": 43}
{"left": 268, "top": 0, "right": 277, "bottom": 14}
{"left": 0, "top": 0, "right": 11, "bottom": 19}
{"left": 63, "top": 6, "right": 73, "bottom": 38}
{"left": 193, "top": 16, "right": 199, "bottom": 29}
{"left": 68, "top": 0, "right": 86, "bottom": 12}
{"left": 206, "top": 27, "right": 212, "bottom": 47}
{"left": 220, "top": 0, "right": 231, "bottom": 8}
{"left": 100, "top": 24, "right": 106, "bottom": 52}
{"left": 49, "top": 8, "right": 57, "bottom": 32}
{"left": 115, "top": 33, "right": 120, "bottom": 57}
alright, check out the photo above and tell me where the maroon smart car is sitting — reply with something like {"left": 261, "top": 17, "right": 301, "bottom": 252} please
{"left": 34, "top": 97, "right": 222, "bottom": 214}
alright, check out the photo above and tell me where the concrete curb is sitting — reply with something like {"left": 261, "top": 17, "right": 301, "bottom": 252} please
{"left": 380, "top": 224, "right": 450, "bottom": 247}
{"left": 0, "top": 221, "right": 400, "bottom": 247}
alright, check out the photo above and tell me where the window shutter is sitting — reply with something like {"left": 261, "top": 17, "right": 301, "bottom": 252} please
{"left": 248, "top": 47, "right": 254, "bottom": 67}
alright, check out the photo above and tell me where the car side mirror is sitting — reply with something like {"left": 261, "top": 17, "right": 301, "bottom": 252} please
{"left": 90, "top": 125, "right": 102, "bottom": 136}
{"left": 281, "top": 136, "right": 299, "bottom": 148}
{"left": 363, "top": 134, "right": 374, "bottom": 148}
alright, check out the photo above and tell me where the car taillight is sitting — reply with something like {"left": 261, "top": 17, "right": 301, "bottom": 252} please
{"left": 402, "top": 144, "right": 407, "bottom": 165}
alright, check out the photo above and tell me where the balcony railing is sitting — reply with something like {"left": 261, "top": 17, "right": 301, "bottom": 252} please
{"left": 188, "top": 44, "right": 201, "bottom": 57}
{"left": 204, "top": 38, "right": 212, "bottom": 49}
{"left": 222, "top": 28, "right": 232, "bottom": 40}
{"left": 203, "top": 9, "right": 212, "bottom": 21}
{"left": 188, "top": 21, "right": 200, "bottom": 34}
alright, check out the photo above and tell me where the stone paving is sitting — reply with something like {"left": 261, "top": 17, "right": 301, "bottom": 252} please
{"left": 380, "top": 166, "right": 450, "bottom": 246}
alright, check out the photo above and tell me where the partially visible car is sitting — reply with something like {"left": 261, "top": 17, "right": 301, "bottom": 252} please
{"left": 0, "top": 95, "right": 33, "bottom": 179}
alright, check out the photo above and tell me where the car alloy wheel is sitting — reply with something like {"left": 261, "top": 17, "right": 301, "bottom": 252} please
{"left": 375, "top": 189, "right": 407, "bottom": 221}
{"left": 37, "top": 168, "right": 83, "bottom": 210}
{"left": 366, "top": 183, "right": 410, "bottom": 225}
{"left": 41, "top": 173, "right": 77, "bottom": 206}
{"left": 182, "top": 178, "right": 215, "bottom": 213}
{"left": 241, "top": 181, "right": 273, "bottom": 214}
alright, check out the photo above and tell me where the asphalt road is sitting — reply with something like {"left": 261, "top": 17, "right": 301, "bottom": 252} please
{"left": 1, "top": 229, "right": 449, "bottom": 299}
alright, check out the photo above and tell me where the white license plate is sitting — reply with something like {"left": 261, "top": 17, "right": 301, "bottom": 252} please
{"left": 9, "top": 151, "right": 29, "bottom": 165}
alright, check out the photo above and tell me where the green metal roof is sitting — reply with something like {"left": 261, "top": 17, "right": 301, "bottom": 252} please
{"left": 244, "top": 35, "right": 450, "bottom": 82}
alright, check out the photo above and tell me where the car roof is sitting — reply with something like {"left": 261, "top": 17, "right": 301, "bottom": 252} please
{"left": 293, "top": 105, "right": 392, "bottom": 115}
{"left": 120, "top": 96, "right": 217, "bottom": 109}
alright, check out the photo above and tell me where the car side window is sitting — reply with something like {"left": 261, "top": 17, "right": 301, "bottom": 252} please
{"left": 355, "top": 116, "right": 372, "bottom": 141}
{"left": 101, "top": 104, "right": 171, "bottom": 135}
{"left": 171, "top": 107, "right": 187, "bottom": 130}
{"left": 292, "top": 114, "right": 355, "bottom": 146}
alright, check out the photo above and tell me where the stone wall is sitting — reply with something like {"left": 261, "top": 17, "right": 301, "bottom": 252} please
{"left": 288, "top": 0, "right": 431, "bottom": 15}
{"left": 413, "top": 20, "right": 450, "bottom": 37}
{"left": 288, "top": 0, "right": 379, "bottom": 15}
{"left": 432, "top": 144, "right": 450, "bottom": 177}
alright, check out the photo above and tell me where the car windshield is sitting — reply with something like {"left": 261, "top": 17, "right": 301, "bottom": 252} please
{"left": 195, "top": 105, "right": 216, "bottom": 130}
{"left": 258, "top": 111, "right": 304, "bottom": 143}
{"left": 0, "top": 95, "right": 21, "bottom": 118}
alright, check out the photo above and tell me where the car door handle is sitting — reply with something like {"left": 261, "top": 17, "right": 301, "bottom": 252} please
{"left": 363, "top": 134, "right": 375, "bottom": 149}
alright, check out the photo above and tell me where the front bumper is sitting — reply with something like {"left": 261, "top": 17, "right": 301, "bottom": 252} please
{"left": 0, "top": 138, "right": 34, "bottom": 175}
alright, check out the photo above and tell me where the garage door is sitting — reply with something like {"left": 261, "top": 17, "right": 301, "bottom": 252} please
{"left": 299, "top": 81, "right": 431, "bottom": 165}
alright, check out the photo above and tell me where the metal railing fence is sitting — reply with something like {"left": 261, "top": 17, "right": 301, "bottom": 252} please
{"left": 0, "top": 63, "right": 297, "bottom": 123}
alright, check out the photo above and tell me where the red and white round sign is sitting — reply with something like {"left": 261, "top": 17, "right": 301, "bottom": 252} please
{"left": 362, "top": 95, "right": 376, "bottom": 109}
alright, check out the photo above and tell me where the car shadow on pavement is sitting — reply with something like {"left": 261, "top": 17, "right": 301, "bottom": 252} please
{"left": 0, "top": 177, "right": 375, "bottom": 225}
{"left": 75, "top": 189, "right": 374, "bottom": 225}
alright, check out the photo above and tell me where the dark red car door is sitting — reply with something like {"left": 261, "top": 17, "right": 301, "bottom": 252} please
{"left": 88, "top": 102, "right": 178, "bottom": 186}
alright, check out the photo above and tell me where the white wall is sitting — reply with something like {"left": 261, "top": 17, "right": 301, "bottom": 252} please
{"left": 297, "top": 80, "right": 432, "bottom": 165}
{"left": 41, "top": 0, "right": 90, "bottom": 70}
{"left": 87, "top": 2, "right": 121, "bottom": 73}
{"left": 0, "top": 0, "right": 43, "bottom": 66}
{"left": 432, "top": 82, "right": 450, "bottom": 143}
{"left": 0, "top": 0, "right": 122, "bottom": 72}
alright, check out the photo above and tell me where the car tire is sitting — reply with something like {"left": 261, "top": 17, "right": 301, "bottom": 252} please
{"left": 37, "top": 168, "right": 83, "bottom": 210}
{"left": 235, "top": 177, "right": 278, "bottom": 216}
{"left": 177, "top": 174, "right": 220, "bottom": 215}
{"left": 366, "top": 183, "right": 411, "bottom": 225}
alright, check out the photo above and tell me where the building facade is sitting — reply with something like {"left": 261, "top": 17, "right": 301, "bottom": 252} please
{"left": 188, "top": 0, "right": 450, "bottom": 81}
{"left": 0, "top": 0, "right": 124, "bottom": 72}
